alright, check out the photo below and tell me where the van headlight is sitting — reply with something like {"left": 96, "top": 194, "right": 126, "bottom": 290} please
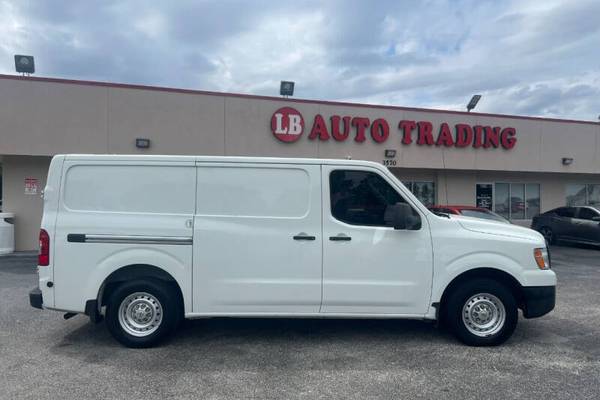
{"left": 534, "top": 247, "right": 551, "bottom": 270}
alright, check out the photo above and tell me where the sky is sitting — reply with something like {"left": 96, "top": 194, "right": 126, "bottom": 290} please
{"left": 1, "top": 0, "right": 599, "bottom": 121}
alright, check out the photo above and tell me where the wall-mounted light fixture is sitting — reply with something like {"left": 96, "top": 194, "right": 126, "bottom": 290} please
{"left": 135, "top": 138, "right": 151, "bottom": 149}
{"left": 384, "top": 149, "right": 397, "bottom": 158}
{"left": 562, "top": 157, "right": 573, "bottom": 166}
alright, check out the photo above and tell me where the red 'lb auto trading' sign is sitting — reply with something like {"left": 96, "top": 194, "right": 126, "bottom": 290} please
{"left": 271, "top": 107, "right": 517, "bottom": 149}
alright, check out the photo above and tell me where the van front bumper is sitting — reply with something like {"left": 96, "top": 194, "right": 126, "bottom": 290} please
{"left": 29, "top": 287, "right": 43, "bottom": 309}
{"left": 522, "top": 285, "right": 555, "bottom": 318}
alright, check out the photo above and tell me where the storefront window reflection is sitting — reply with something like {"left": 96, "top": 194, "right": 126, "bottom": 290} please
{"left": 403, "top": 181, "right": 435, "bottom": 207}
{"left": 587, "top": 185, "right": 600, "bottom": 206}
{"left": 492, "top": 182, "right": 539, "bottom": 220}
{"left": 567, "top": 184, "right": 600, "bottom": 206}
{"left": 494, "top": 183, "right": 510, "bottom": 219}
{"left": 567, "top": 184, "right": 588, "bottom": 206}
{"left": 511, "top": 184, "right": 525, "bottom": 219}
{"left": 526, "top": 183, "right": 540, "bottom": 218}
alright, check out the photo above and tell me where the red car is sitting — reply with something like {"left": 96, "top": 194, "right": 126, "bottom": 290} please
{"left": 428, "top": 205, "right": 510, "bottom": 223}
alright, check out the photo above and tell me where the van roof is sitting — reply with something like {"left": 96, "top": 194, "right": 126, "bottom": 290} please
{"left": 60, "top": 154, "right": 384, "bottom": 168}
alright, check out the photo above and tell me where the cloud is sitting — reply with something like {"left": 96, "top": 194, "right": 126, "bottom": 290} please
{"left": 0, "top": 0, "right": 598, "bottom": 120}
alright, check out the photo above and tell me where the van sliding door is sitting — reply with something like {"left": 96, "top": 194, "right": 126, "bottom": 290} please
{"left": 192, "top": 163, "right": 322, "bottom": 314}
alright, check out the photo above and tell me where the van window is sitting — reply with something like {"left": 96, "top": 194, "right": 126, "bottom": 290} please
{"left": 196, "top": 166, "right": 310, "bottom": 218}
{"left": 63, "top": 165, "right": 195, "bottom": 214}
{"left": 330, "top": 169, "right": 412, "bottom": 227}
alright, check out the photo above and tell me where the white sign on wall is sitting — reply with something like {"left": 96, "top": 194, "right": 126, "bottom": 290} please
{"left": 24, "top": 178, "right": 39, "bottom": 195}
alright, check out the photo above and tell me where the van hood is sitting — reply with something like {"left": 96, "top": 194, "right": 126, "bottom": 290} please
{"left": 453, "top": 215, "right": 544, "bottom": 242}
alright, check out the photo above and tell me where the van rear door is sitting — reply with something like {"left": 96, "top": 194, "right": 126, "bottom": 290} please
{"left": 192, "top": 162, "right": 322, "bottom": 314}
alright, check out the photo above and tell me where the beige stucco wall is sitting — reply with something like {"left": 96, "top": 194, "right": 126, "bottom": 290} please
{"left": 1, "top": 156, "right": 50, "bottom": 250}
{"left": 1, "top": 75, "right": 599, "bottom": 173}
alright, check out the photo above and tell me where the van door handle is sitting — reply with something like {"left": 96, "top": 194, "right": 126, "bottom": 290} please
{"left": 293, "top": 233, "right": 316, "bottom": 241}
{"left": 329, "top": 235, "right": 351, "bottom": 241}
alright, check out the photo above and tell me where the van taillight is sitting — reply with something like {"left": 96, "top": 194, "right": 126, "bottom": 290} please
{"left": 39, "top": 229, "right": 50, "bottom": 266}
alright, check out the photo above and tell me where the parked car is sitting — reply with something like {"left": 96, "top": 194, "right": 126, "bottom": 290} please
{"left": 429, "top": 205, "right": 510, "bottom": 224}
{"left": 30, "top": 155, "right": 556, "bottom": 348}
{"left": 531, "top": 206, "right": 600, "bottom": 245}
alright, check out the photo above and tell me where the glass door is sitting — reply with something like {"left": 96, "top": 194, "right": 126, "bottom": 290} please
{"left": 476, "top": 183, "right": 493, "bottom": 210}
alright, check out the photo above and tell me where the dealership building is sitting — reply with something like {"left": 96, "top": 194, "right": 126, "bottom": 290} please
{"left": 1, "top": 74, "right": 600, "bottom": 251}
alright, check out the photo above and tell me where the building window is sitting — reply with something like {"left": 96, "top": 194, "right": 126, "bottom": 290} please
{"left": 486, "top": 182, "right": 540, "bottom": 220}
{"left": 589, "top": 185, "right": 600, "bottom": 206}
{"left": 510, "top": 183, "right": 525, "bottom": 219}
{"left": 526, "top": 183, "right": 540, "bottom": 218}
{"left": 566, "top": 184, "right": 600, "bottom": 206}
{"left": 494, "top": 183, "right": 510, "bottom": 219}
{"left": 403, "top": 181, "right": 435, "bottom": 207}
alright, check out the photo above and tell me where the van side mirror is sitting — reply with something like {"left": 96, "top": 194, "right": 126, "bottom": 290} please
{"left": 384, "top": 203, "right": 421, "bottom": 230}
{"left": 592, "top": 216, "right": 600, "bottom": 222}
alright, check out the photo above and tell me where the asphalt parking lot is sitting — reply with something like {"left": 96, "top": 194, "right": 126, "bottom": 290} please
{"left": 1, "top": 246, "right": 599, "bottom": 400}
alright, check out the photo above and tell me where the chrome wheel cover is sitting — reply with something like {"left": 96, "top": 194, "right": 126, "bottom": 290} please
{"left": 462, "top": 293, "right": 506, "bottom": 337}
{"left": 118, "top": 292, "right": 163, "bottom": 337}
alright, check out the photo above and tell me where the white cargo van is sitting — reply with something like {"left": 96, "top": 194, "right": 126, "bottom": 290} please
{"left": 30, "top": 155, "right": 556, "bottom": 347}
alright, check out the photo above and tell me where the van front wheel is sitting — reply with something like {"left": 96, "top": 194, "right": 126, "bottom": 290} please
{"left": 444, "top": 279, "right": 518, "bottom": 346}
{"left": 105, "top": 279, "right": 180, "bottom": 348}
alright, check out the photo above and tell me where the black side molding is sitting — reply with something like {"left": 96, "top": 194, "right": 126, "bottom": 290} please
{"left": 67, "top": 234, "right": 86, "bottom": 243}
{"left": 66, "top": 234, "right": 192, "bottom": 245}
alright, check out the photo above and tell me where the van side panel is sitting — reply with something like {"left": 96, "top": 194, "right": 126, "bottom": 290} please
{"left": 52, "top": 160, "right": 195, "bottom": 313}
{"left": 192, "top": 163, "right": 323, "bottom": 314}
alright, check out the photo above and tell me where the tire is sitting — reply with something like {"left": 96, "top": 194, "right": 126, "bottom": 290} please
{"left": 105, "top": 279, "right": 182, "bottom": 348}
{"left": 539, "top": 226, "right": 555, "bottom": 245}
{"left": 444, "top": 278, "right": 518, "bottom": 346}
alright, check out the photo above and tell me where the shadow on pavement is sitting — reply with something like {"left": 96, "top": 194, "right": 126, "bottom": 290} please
{"left": 50, "top": 316, "right": 453, "bottom": 371}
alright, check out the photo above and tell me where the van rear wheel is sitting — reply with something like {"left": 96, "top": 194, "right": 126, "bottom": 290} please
{"left": 444, "top": 279, "right": 518, "bottom": 346}
{"left": 105, "top": 279, "right": 181, "bottom": 348}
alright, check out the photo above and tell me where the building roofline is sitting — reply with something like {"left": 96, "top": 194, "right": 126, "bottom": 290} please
{"left": 1, "top": 74, "right": 598, "bottom": 126}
